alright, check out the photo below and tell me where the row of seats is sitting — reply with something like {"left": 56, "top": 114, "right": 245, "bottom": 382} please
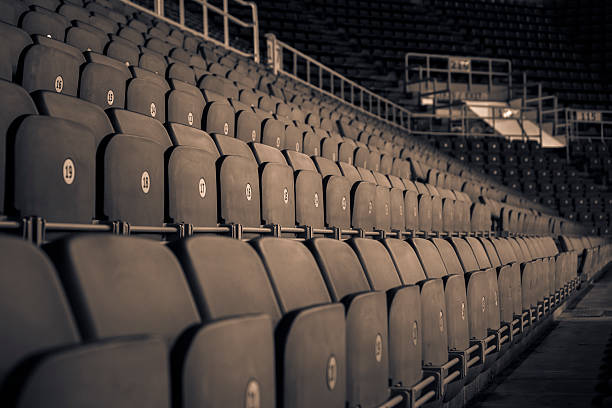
{"left": 4, "top": 230, "right": 606, "bottom": 407}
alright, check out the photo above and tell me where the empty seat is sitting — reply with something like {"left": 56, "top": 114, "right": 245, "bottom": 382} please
{"left": 312, "top": 157, "right": 351, "bottom": 229}
{"left": 12, "top": 336, "right": 170, "bottom": 408}
{"left": 1, "top": 235, "right": 171, "bottom": 407}
{"left": 127, "top": 67, "right": 170, "bottom": 122}
{"left": 306, "top": 238, "right": 390, "bottom": 407}
{"left": 338, "top": 162, "right": 376, "bottom": 230}
{"left": 215, "top": 148, "right": 260, "bottom": 226}
{"left": 166, "top": 143, "right": 218, "bottom": 226}
{"left": 249, "top": 237, "right": 347, "bottom": 407}
{"left": 283, "top": 150, "right": 325, "bottom": 228}
{"left": 20, "top": 8, "right": 69, "bottom": 41}
{"left": 348, "top": 238, "right": 424, "bottom": 389}
{"left": 232, "top": 100, "right": 260, "bottom": 143}
{"left": 32, "top": 91, "right": 114, "bottom": 154}
{"left": 261, "top": 118, "right": 286, "bottom": 149}
{"left": 0, "top": 81, "right": 38, "bottom": 214}
{"left": 250, "top": 143, "right": 296, "bottom": 229}
{"left": 105, "top": 38, "right": 140, "bottom": 66}
{"left": 0, "top": 0, "right": 28, "bottom": 25}
{"left": 20, "top": 37, "right": 85, "bottom": 96}
{"left": 0, "top": 22, "right": 33, "bottom": 81}
{"left": 80, "top": 53, "right": 131, "bottom": 109}
{"left": 99, "top": 134, "right": 164, "bottom": 226}
{"left": 203, "top": 99, "right": 235, "bottom": 136}
{"left": 11, "top": 115, "right": 95, "bottom": 223}
{"left": 65, "top": 25, "right": 106, "bottom": 53}
{"left": 167, "top": 84, "right": 205, "bottom": 129}
{"left": 410, "top": 238, "right": 472, "bottom": 392}
{"left": 0, "top": 235, "right": 79, "bottom": 388}
{"left": 107, "top": 108, "right": 173, "bottom": 149}
{"left": 45, "top": 235, "right": 200, "bottom": 344}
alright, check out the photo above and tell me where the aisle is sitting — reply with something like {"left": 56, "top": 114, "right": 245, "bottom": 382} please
{"left": 470, "top": 269, "right": 612, "bottom": 407}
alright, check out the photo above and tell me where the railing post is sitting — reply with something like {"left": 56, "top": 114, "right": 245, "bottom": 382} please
{"left": 508, "top": 60, "right": 512, "bottom": 101}
{"left": 202, "top": 0, "right": 209, "bottom": 38}
{"left": 265, "top": 33, "right": 279, "bottom": 75}
{"left": 179, "top": 0, "right": 184, "bottom": 25}
{"left": 538, "top": 83, "right": 543, "bottom": 145}
{"left": 154, "top": 0, "right": 164, "bottom": 16}
{"left": 250, "top": 2, "right": 260, "bottom": 63}
{"left": 222, "top": 0, "right": 230, "bottom": 47}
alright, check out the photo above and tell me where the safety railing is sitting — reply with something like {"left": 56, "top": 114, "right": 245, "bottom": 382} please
{"left": 266, "top": 34, "right": 412, "bottom": 130}
{"left": 408, "top": 103, "right": 541, "bottom": 141}
{"left": 405, "top": 53, "right": 513, "bottom": 102}
{"left": 120, "top": 0, "right": 260, "bottom": 62}
{"left": 565, "top": 108, "right": 612, "bottom": 142}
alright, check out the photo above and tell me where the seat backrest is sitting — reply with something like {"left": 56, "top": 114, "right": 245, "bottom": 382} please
{"left": 306, "top": 237, "right": 371, "bottom": 301}
{"left": 169, "top": 236, "right": 282, "bottom": 325}
{"left": 381, "top": 238, "right": 427, "bottom": 285}
{"left": 251, "top": 237, "right": 331, "bottom": 314}
{"left": 448, "top": 237, "right": 480, "bottom": 273}
{"left": 409, "top": 238, "right": 447, "bottom": 278}
{"left": 347, "top": 238, "right": 402, "bottom": 291}
{"left": 0, "top": 236, "right": 80, "bottom": 387}
{"left": 45, "top": 235, "right": 200, "bottom": 346}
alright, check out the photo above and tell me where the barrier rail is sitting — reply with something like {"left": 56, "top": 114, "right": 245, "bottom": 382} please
{"left": 119, "top": 0, "right": 260, "bottom": 62}
{"left": 266, "top": 34, "right": 412, "bottom": 130}
{"left": 405, "top": 52, "right": 513, "bottom": 102}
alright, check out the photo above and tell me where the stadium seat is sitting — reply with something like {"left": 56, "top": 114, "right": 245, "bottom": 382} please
{"left": 203, "top": 99, "right": 235, "bottom": 136}
{"left": 11, "top": 115, "right": 96, "bottom": 223}
{"left": 32, "top": 91, "right": 114, "bottom": 153}
{"left": 409, "top": 238, "right": 471, "bottom": 394}
{"left": 166, "top": 83, "right": 205, "bottom": 129}
{"left": 99, "top": 134, "right": 165, "bottom": 226}
{"left": 312, "top": 156, "right": 352, "bottom": 229}
{"left": 0, "top": 22, "right": 33, "bottom": 81}
{"left": 337, "top": 161, "right": 377, "bottom": 230}
{"left": 0, "top": 235, "right": 79, "bottom": 388}
{"left": 107, "top": 108, "right": 173, "bottom": 148}
{"left": 65, "top": 25, "right": 107, "bottom": 53}
{"left": 79, "top": 53, "right": 131, "bottom": 109}
{"left": 105, "top": 38, "right": 140, "bottom": 67}
{"left": 20, "top": 37, "right": 85, "bottom": 96}
{"left": 348, "top": 238, "right": 424, "bottom": 389}
{"left": 261, "top": 118, "right": 286, "bottom": 149}
{"left": 1, "top": 236, "right": 169, "bottom": 407}
{"left": 45, "top": 235, "right": 200, "bottom": 344}
{"left": 250, "top": 142, "right": 296, "bottom": 228}
{"left": 11, "top": 336, "right": 171, "bottom": 408}
{"left": 20, "top": 7, "right": 69, "bottom": 41}
{"left": 0, "top": 81, "right": 38, "bottom": 215}
{"left": 250, "top": 237, "right": 348, "bottom": 407}
{"left": 127, "top": 67, "right": 170, "bottom": 122}
{"left": 283, "top": 150, "right": 325, "bottom": 228}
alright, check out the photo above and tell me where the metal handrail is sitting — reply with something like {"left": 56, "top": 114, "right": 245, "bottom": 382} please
{"left": 266, "top": 34, "right": 412, "bottom": 130}
{"left": 405, "top": 52, "right": 512, "bottom": 102}
{"left": 119, "top": 0, "right": 260, "bottom": 63}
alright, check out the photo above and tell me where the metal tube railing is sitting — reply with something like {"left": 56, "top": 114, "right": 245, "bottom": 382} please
{"left": 119, "top": 0, "right": 260, "bottom": 63}
{"left": 266, "top": 34, "right": 412, "bottom": 130}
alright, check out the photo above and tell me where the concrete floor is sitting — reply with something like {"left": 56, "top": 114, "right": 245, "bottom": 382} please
{"left": 470, "top": 269, "right": 612, "bottom": 407}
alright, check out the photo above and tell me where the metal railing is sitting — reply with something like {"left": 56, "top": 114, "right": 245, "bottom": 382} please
{"left": 266, "top": 34, "right": 412, "bottom": 130}
{"left": 405, "top": 53, "right": 513, "bottom": 102}
{"left": 408, "top": 102, "right": 543, "bottom": 141}
{"left": 565, "top": 108, "right": 612, "bottom": 142}
{"left": 120, "top": 0, "right": 260, "bottom": 63}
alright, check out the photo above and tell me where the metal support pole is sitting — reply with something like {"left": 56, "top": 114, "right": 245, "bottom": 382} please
{"left": 222, "top": 0, "right": 229, "bottom": 47}
{"left": 154, "top": 0, "right": 163, "bottom": 16}
{"left": 202, "top": 0, "right": 209, "bottom": 38}
{"left": 179, "top": 0, "right": 184, "bottom": 25}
